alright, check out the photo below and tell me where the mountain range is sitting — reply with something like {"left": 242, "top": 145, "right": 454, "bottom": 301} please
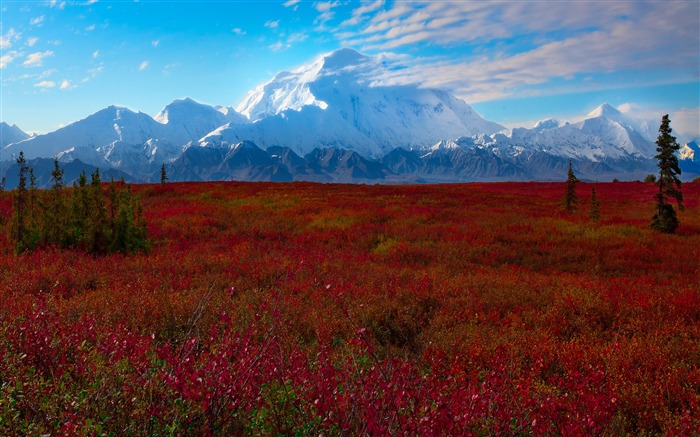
{"left": 1, "top": 48, "right": 698, "bottom": 187}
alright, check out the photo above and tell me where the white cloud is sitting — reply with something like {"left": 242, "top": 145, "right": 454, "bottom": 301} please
{"left": 35, "top": 80, "right": 56, "bottom": 88}
{"left": 152, "top": 39, "right": 160, "bottom": 47}
{"left": 139, "top": 60, "right": 149, "bottom": 71}
{"left": 82, "top": 63, "right": 104, "bottom": 82}
{"left": 59, "top": 79, "right": 74, "bottom": 89}
{"left": 314, "top": 1, "right": 341, "bottom": 28}
{"left": 1, "top": 28, "right": 21, "bottom": 48}
{"left": 287, "top": 33, "right": 308, "bottom": 44}
{"left": 23, "top": 51, "right": 54, "bottom": 67}
{"left": 232, "top": 28, "right": 247, "bottom": 36}
{"left": 92, "top": 50, "right": 99, "bottom": 58}
{"left": 86, "top": 24, "right": 96, "bottom": 31}
{"left": 47, "top": 0, "right": 66, "bottom": 8}
{"left": 338, "top": 1, "right": 699, "bottom": 105}
{"left": 30, "top": 16, "right": 45, "bottom": 26}
{"left": 342, "top": 0, "right": 385, "bottom": 26}
{"left": 264, "top": 20, "right": 280, "bottom": 29}
{"left": 26, "top": 37, "right": 38, "bottom": 47}
{"left": 616, "top": 103, "right": 700, "bottom": 143}
{"left": 162, "top": 63, "right": 179, "bottom": 76}
{"left": 671, "top": 107, "right": 700, "bottom": 142}
{"left": 85, "top": 0, "right": 98, "bottom": 4}
{"left": 268, "top": 41, "right": 286, "bottom": 52}
{"left": 0, "top": 51, "right": 20, "bottom": 69}
{"left": 283, "top": 0, "right": 300, "bottom": 7}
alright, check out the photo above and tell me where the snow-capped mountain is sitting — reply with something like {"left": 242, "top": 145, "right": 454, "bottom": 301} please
{"left": 154, "top": 97, "right": 248, "bottom": 145}
{"left": 4, "top": 106, "right": 167, "bottom": 161}
{"left": 433, "top": 103, "right": 657, "bottom": 162}
{"left": 0, "top": 49, "right": 690, "bottom": 184}
{"left": 221, "top": 48, "right": 505, "bottom": 158}
{"left": 2, "top": 100, "right": 249, "bottom": 174}
{"left": 680, "top": 141, "right": 699, "bottom": 162}
{"left": 1, "top": 122, "right": 30, "bottom": 148}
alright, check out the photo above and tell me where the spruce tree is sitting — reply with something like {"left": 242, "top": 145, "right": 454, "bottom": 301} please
{"left": 46, "top": 158, "right": 68, "bottom": 246}
{"left": 651, "top": 115, "right": 683, "bottom": 233}
{"left": 69, "top": 170, "right": 89, "bottom": 247}
{"left": 160, "top": 163, "right": 168, "bottom": 184}
{"left": 88, "top": 169, "right": 110, "bottom": 253}
{"left": 562, "top": 160, "right": 579, "bottom": 211}
{"left": 25, "top": 167, "right": 41, "bottom": 250}
{"left": 11, "top": 152, "right": 30, "bottom": 253}
{"left": 589, "top": 186, "right": 600, "bottom": 222}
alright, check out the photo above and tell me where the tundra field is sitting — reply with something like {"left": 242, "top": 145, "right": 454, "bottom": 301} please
{"left": 0, "top": 181, "right": 698, "bottom": 435}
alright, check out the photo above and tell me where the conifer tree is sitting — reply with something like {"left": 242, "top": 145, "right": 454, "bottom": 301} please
{"left": 0, "top": 176, "right": 5, "bottom": 192}
{"left": 25, "top": 166, "right": 41, "bottom": 250}
{"left": 11, "top": 152, "right": 30, "bottom": 253}
{"left": 88, "top": 168, "right": 109, "bottom": 253}
{"left": 69, "top": 170, "right": 89, "bottom": 247}
{"left": 651, "top": 115, "right": 683, "bottom": 233}
{"left": 160, "top": 163, "right": 168, "bottom": 184}
{"left": 562, "top": 160, "right": 579, "bottom": 211}
{"left": 45, "top": 158, "right": 68, "bottom": 246}
{"left": 589, "top": 186, "right": 600, "bottom": 222}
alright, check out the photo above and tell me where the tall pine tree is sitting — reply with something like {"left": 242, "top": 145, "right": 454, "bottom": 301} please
{"left": 651, "top": 115, "right": 683, "bottom": 233}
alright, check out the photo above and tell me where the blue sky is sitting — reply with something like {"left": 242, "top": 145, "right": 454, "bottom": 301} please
{"left": 1, "top": 0, "right": 699, "bottom": 141}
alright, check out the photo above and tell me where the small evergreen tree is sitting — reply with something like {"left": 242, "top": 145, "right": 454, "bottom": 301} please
{"left": 69, "top": 170, "right": 90, "bottom": 247}
{"left": 562, "top": 160, "right": 579, "bottom": 211}
{"left": 45, "top": 158, "right": 68, "bottom": 246}
{"left": 88, "top": 168, "right": 110, "bottom": 253}
{"left": 0, "top": 176, "right": 5, "bottom": 192}
{"left": 160, "top": 163, "right": 168, "bottom": 184}
{"left": 589, "top": 186, "right": 600, "bottom": 222}
{"left": 24, "top": 167, "right": 41, "bottom": 250}
{"left": 11, "top": 152, "right": 30, "bottom": 253}
{"left": 651, "top": 114, "right": 683, "bottom": 233}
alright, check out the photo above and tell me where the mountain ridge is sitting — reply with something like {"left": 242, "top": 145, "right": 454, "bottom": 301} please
{"left": 1, "top": 48, "right": 695, "bottom": 184}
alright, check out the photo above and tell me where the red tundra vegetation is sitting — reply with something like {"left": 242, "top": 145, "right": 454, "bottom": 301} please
{"left": 0, "top": 181, "right": 698, "bottom": 435}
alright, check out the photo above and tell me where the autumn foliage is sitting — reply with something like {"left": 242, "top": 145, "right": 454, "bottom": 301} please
{"left": 0, "top": 180, "right": 698, "bottom": 435}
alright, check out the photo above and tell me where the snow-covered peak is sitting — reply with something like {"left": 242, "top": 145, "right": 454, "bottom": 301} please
{"left": 215, "top": 105, "right": 249, "bottom": 125}
{"left": 319, "top": 48, "right": 371, "bottom": 71}
{"left": 587, "top": 103, "right": 628, "bottom": 125}
{"left": 3, "top": 105, "right": 165, "bottom": 159}
{"left": 680, "top": 141, "right": 699, "bottom": 162}
{"left": 230, "top": 48, "right": 504, "bottom": 157}
{"left": 155, "top": 97, "right": 199, "bottom": 124}
{"left": 533, "top": 118, "right": 563, "bottom": 131}
{"left": 587, "top": 103, "right": 623, "bottom": 120}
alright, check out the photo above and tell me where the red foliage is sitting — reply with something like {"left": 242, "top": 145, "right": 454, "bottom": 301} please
{"left": 0, "top": 181, "right": 698, "bottom": 434}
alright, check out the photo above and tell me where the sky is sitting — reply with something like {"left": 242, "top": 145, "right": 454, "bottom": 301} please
{"left": 1, "top": 0, "right": 699, "bottom": 141}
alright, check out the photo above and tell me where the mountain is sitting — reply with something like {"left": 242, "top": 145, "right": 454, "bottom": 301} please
{"left": 154, "top": 97, "right": 248, "bottom": 145}
{"left": 1, "top": 122, "right": 30, "bottom": 148}
{"left": 1, "top": 49, "right": 690, "bottom": 183}
{"left": 680, "top": 141, "right": 699, "bottom": 162}
{"left": 457, "top": 103, "right": 657, "bottom": 162}
{"left": 2, "top": 100, "right": 248, "bottom": 176}
{"left": 219, "top": 48, "right": 505, "bottom": 158}
{"left": 4, "top": 106, "right": 166, "bottom": 161}
{"left": 679, "top": 141, "right": 700, "bottom": 177}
